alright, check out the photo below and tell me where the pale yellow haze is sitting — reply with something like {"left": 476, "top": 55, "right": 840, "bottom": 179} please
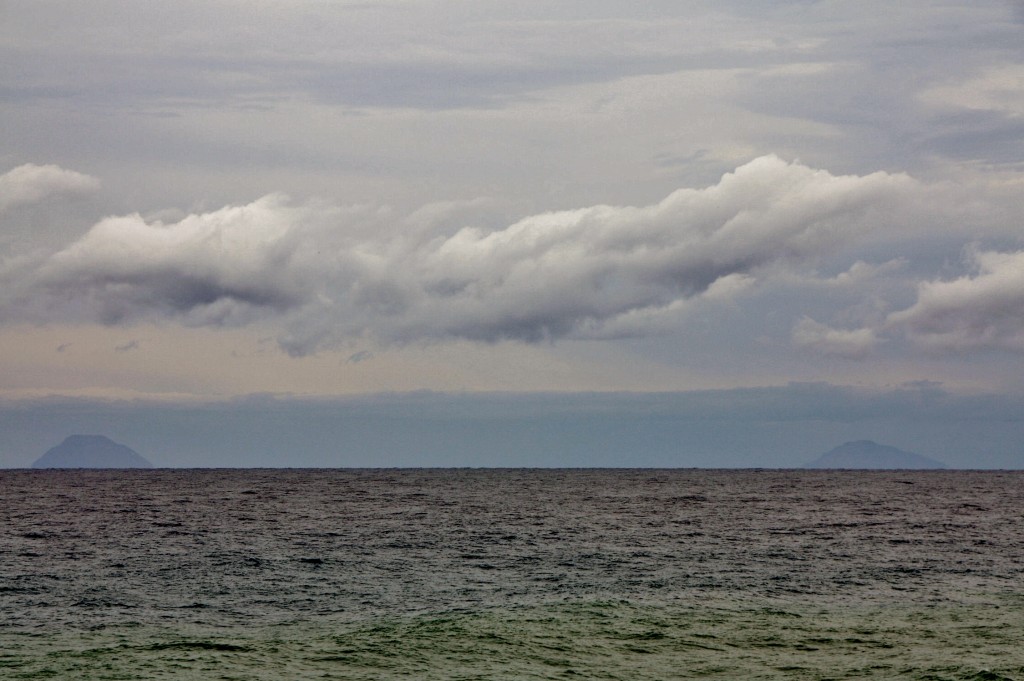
{"left": 1, "top": 324, "right": 1001, "bottom": 402}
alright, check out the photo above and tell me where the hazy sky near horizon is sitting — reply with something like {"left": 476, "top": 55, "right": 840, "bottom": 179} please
{"left": 2, "top": 2, "right": 1023, "bottom": 466}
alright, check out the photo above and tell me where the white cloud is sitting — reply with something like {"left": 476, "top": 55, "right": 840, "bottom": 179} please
{"left": 0, "top": 163, "right": 100, "bottom": 213}
{"left": 11, "top": 156, "right": 919, "bottom": 354}
{"left": 885, "top": 249, "right": 1024, "bottom": 353}
{"left": 33, "top": 193, "right": 353, "bottom": 328}
{"left": 792, "top": 317, "right": 878, "bottom": 359}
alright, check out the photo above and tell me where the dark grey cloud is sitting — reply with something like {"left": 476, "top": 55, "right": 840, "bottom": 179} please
{"left": 791, "top": 248, "right": 1024, "bottom": 358}
{"left": 924, "top": 111, "right": 1024, "bottom": 166}
{"left": 114, "top": 339, "right": 140, "bottom": 353}
{"left": 8, "top": 156, "right": 919, "bottom": 354}
{"left": 730, "top": 3, "right": 1024, "bottom": 172}
{"left": 347, "top": 350, "right": 374, "bottom": 364}
{"left": 1012, "top": 0, "right": 1024, "bottom": 23}
{"left": 0, "top": 40, "right": 814, "bottom": 114}
{"left": 3, "top": 1, "right": 1019, "bottom": 221}
{"left": 885, "top": 249, "right": 1024, "bottom": 353}
{"left": 0, "top": 6, "right": 803, "bottom": 112}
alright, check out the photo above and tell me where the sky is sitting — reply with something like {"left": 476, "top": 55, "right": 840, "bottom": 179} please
{"left": 1, "top": 1, "right": 1023, "bottom": 468}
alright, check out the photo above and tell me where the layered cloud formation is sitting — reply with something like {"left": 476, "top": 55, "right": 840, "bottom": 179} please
{"left": 4, "top": 155, "right": 1021, "bottom": 361}
{"left": 9, "top": 156, "right": 921, "bottom": 355}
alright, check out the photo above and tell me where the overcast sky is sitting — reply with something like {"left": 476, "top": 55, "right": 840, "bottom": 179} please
{"left": 1, "top": 1, "right": 1023, "bottom": 467}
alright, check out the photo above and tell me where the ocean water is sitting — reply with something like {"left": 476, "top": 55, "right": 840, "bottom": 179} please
{"left": 1, "top": 468, "right": 1022, "bottom": 680}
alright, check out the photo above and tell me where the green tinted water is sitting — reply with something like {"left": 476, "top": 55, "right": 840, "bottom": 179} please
{"left": 4, "top": 598, "right": 1023, "bottom": 680}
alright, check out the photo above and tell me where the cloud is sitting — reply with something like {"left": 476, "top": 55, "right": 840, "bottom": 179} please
{"left": 919, "top": 64, "right": 1024, "bottom": 116}
{"left": 11, "top": 156, "right": 918, "bottom": 354}
{"left": 791, "top": 317, "right": 878, "bottom": 359}
{"left": 33, "top": 193, "right": 348, "bottom": 328}
{"left": 0, "top": 5, "right": 837, "bottom": 113}
{"left": 885, "top": 249, "right": 1024, "bottom": 353}
{"left": 0, "top": 163, "right": 100, "bottom": 213}
{"left": 347, "top": 350, "right": 374, "bottom": 364}
{"left": 115, "top": 339, "right": 140, "bottom": 353}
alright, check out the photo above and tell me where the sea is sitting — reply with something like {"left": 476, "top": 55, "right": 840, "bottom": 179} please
{"left": 1, "top": 468, "right": 1022, "bottom": 680}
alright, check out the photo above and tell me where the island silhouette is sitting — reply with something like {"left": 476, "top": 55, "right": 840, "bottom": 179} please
{"left": 805, "top": 440, "right": 945, "bottom": 469}
{"left": 32, "top": 435, "right": 152, "bottom": 469}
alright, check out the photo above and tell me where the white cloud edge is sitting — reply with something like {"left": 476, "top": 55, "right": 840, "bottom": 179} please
{"left": 0, "top": 163, "right": 101, "bottom": 213}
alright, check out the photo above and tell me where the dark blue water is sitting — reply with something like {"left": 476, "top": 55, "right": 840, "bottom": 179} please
{"left": 2, "top": 469, "right": 1022, "bottom": 679}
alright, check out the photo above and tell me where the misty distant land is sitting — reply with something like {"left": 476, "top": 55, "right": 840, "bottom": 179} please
{"left": 32, "top": 435, "right": 153, "bottom": 469}
{"left": 805, "top": 440, "right": 946, "bottom": 470}
{"left": 29, "top": 435, "right": 945, "bottom": 470}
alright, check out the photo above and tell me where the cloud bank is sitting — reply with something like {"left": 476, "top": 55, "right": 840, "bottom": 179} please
{"left": 8, "top": 156, "right": 922, "bottom": 355}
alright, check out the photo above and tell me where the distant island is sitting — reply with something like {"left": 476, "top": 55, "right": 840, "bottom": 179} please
{"left": 32, "top": 435, "right": 153, "bottom": 469}
{"left": 805, "top": 440, "right": 946, "bottom": 470}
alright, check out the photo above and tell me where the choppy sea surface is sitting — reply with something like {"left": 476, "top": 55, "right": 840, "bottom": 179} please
{"left": 1, "top": 468, "right": 1023, "bottom": 680}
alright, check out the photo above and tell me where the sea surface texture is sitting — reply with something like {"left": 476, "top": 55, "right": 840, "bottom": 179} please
{"left": 1, "top": 469, "right": 1022, "bottom": 680}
